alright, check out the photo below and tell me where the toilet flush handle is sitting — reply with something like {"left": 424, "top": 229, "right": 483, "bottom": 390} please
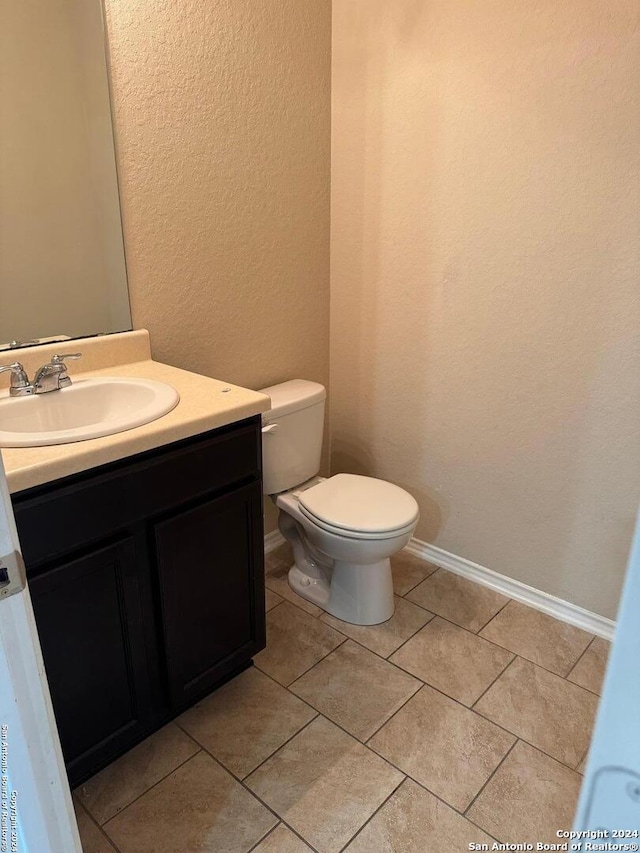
{"left": 261, "top": 423, "right": 279, "bottom": 435}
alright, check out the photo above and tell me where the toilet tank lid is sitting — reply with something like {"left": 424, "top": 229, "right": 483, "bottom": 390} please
{"left": 259, "top": 379, "right": 326, "bottom": 418}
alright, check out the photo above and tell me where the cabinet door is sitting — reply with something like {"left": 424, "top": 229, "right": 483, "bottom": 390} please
{"left": 29, "top": 538, "right": 153, "bottom": 784}
{"left": 154, "top": 481, "right": 265, "bottom": 708}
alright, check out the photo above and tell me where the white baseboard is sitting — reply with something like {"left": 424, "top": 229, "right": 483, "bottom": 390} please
{"left": 405, "top": 537, "right": 616, "bottom": 642}
{"left": 263, "top": 530, "right": 615, "bottom": 640}
{"left": 264, "top": 529, "right": 285, "bottom": 555}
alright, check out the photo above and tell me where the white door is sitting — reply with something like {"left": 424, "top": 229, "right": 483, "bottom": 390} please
{"left": 0, "top": 454, "right": 81, "bottom": 852}
{"left": 574, "top": 511, "right": 640, "bottom": 835}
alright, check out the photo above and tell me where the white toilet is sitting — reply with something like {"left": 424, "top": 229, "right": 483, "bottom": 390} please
{"left": 260, "top": 379, "right": 419, "bottom": 625}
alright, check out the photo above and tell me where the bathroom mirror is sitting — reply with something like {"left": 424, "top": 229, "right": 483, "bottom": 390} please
{"left": 0, "top": 0, "right": 132, "bottom": 350}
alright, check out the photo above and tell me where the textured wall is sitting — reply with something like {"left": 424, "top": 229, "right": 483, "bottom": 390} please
{"left": 331, "top": 1, "right": 640, "bottom": 618}
{"left": 103, "top": 0, "right": 331, "bottom": 394}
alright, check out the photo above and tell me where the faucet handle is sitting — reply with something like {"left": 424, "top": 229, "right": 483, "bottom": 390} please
{"left": 0, "top": 362, "right": 33, "bottom": 396}
{"left": 51, "top": 353, "right": 82, "bottom": 365}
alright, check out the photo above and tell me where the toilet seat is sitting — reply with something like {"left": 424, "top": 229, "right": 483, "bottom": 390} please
{"left": 298, "top": 473, "right": 419, "bottom": 540}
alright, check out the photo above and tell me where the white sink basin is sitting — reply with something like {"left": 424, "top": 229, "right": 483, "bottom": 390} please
{"left": 0, "top": 377, "right": 180, "bottom": 447}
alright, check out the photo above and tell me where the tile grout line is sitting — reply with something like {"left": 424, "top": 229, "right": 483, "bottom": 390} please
{"left": 258, "top": 693, "right": 504, "bottom": 828}
{"left": 575, "top": 744, "right": 590, "bottom": 773}
{"left": 95, "top": 747, "right": 204, "bottom": 838}
{"left": 563, "top": 678, "right": 601, "bottom": 699}
{"left": 265, "top": 580, "right": 324, "bottom": 620}
{"left": 405, "top": 605, "right": 594, "bottom": 684}
{"left": 175, "top": 704, "right": 319, "bottom": 786}
{"left": 362, "top": 663, "right": 589, "bottom": 776}
{"left": 178, "top": 716, "right": 325, "bottom": 853}
{"left": 375, "top": 609, "right": 437, "bottom": 661}
{"left": 246, "top": 822, "right": 281, "bottom": 853}
{"left": 336, "top": 774, "right": 407, "bottom": 853}
{"left": 471, "top": 654, "right": 518, "bottom": 710}
{"left": 474, "top": 597, "right": 513, "bottom": 634}
{"left": 279, "top": 820, "right": 323, "bottom": 853}
{"left": 462, "top": 738, "right": 520, "bottom": 826}
{"left": 247, "top": 819, "right": 322, "bottom": 853}
{"left": 470, "top": 693, "right": 593, "bottom": 771}
{"left": 172, "top": 724, "right": 318, "bottom": 849}
{"left": 387, "top": 615, "right": 523, "bottom": 691}
{"left": 319, "top": 698, "right": 506, "bottom": 829}
{"left": 74, "top": 797, "right": 125, "bottom": 853}
{"left": 467, "top": 656, "right": 595, "bottom": 770}
{"left": 257, "top": 607, "right": 349, "bottom": 685}
{"left": 564, "top": 635, "right": 598, "bottom": 683}
{"left": 288, "top": 636, "right": 425, "bottom": 708}
{"left": 396, "top": 562, "right": 440, "bottom": 598}
{"left": 318, "top": 599, "right": 436, "bottom": 659}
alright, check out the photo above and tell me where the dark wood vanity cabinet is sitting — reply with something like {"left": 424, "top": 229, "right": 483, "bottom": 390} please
{"left": 154, "top": 480, "right": 264, "bottom": 708}
{"left": 27, "top": 538, "right": 154, "bottom": 780}
{"left": 12, "top": 416, "right": 265, "bottom": 785}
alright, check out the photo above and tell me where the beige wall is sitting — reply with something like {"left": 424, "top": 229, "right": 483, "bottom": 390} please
{"left": 103, "top": 0, "right": 331, "bottom": 393}
{"left": 331, "top": 1, "right": 640, "bottom": 618}
{"left": 104, "top": 0, "right": 331, "bottom": 532}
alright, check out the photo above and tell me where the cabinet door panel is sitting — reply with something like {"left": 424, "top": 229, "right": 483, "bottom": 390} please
{"left": 29, "top": 538, "right": 152, "bottom": 783}
{"left": 154, "top": 481, "right": 265, "bottom": 707}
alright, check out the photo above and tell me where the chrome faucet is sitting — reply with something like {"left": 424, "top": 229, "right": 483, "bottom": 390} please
{"left": 32, "top": 353, "right": 82, "bottom": 393}
{"left": 0, "top": 353, "right": 82, "bottom": 396}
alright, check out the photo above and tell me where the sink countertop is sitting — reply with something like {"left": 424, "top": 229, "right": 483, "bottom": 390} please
{"left": 1, "top": 359, "right": 270, "bottom": 494}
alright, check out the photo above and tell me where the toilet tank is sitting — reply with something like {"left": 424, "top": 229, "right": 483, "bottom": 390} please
{"left": 259, "top": 379, "right": 326, "bottom": 495}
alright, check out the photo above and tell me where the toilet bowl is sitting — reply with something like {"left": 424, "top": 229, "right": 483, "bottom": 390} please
{"left": 260, "top": 380, "right": 419, "bottom": 625}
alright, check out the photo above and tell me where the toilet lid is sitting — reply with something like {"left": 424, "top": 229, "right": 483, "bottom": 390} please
{"left": 298, "top": 473, "right": 419, "bottom": 534}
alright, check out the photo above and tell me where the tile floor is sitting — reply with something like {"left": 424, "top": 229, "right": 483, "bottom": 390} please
{"left": 74, "top": 544, "right": 609, "bottom": 853}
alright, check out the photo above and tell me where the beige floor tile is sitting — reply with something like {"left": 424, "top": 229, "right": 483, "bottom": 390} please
{"left": 253, "top": 824, "right": 315, "bottom": 852}
{"left": 266, "top": 570, "right": 323, "bottom": 616}
{"left": 75, "top": 723, "right": 199, "bottom": 824}
{"left": 254, "top": 602, "right": 345, "bottom": 685}
{"left": 321, "top": 597, "right": 433, "bottom": 658}
{"left": 265, "top": 588, "right": 283, "bottom": 611}
{"left": 369, "top": 685, "right": 514, "bottom": 811}
{"left": 104, "top": 751, "right": 276, "bottom": 853}
{"left": 480, "top": 600, "right": 593, "bottom": 676}
{"left": 577, "top": 751, "right": 589, "bottom": 774}
{"left": 391, "top": 617, "right": 513, "bottom": 706}
{"left": 265, "top": 542, "right": 293, "bottom": 575}
{"left": 475, "top": 657, "right": 598, "bottom": 767}
{"left": 345, "top": 778, "right": 494, "bottom": 852}
{"left": 290, "top": 640, "right": 421, "bottom": 741}
{"left": 467, "top": 741, "right": 582, "bottom": 843}
{"left": 568, "top": 636, "right": 610, "bottom": 694}
{"left": 74, "top": 800, "right": 117, "bottom": 853}
{"left": 391, "top": 549, "right": 438, "bottom": 596}
{"left": 245, "top": 716, "right": 403, "bottom": 853}
{"left": 406, "top": 570, "right": 509, "bottom": 632}
{"left": 178, "top": 667, "right": 316, "bottom": 778}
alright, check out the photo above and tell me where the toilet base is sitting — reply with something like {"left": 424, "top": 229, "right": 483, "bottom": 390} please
{"left": 288, "top": 558, "right": 394, "bottom": 626}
